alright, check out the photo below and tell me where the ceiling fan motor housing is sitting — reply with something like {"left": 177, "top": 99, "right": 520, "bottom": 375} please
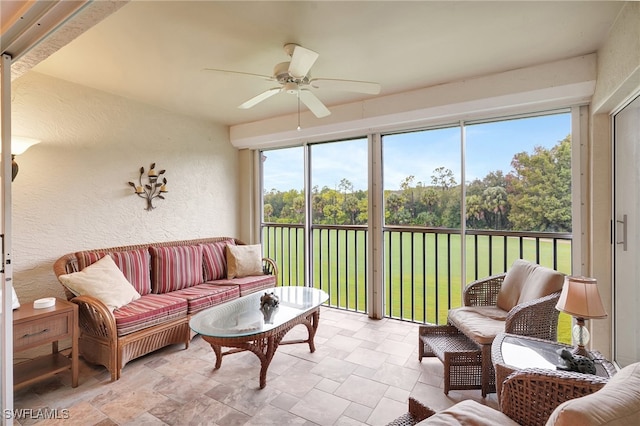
{"left": 273, "top": 61, "right": 310, "bottom": 86}
{"left": 273, "top": 62, "right": 291, "bottom": 82}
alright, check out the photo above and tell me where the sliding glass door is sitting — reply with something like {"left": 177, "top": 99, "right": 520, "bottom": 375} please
{"left": 382, "top": 126, "right": 461, "bottom": 323}
{"left": 260, "top": 109, "right": 575, "bottom": 337}
{"left": 261, "top": 146, "right": 305, "bottom": 286}
{"left": 310, "top": 139, "right": 368, "bottom": 311}
{"left": 613, "top": 94, "right": 640, "bottom": 367}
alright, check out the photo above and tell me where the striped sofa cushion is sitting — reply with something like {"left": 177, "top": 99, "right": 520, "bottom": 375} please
{"left": 113, "top": 293, "right": 187, "bottom": 336}
{"left": 201, "top": 239, "right": 235, "bottom": 281}
{"left": 209, "top": 274, "right": 276, "bottom": 296}
{"left": 75, "top": 248, "right": 152, "bottom": 295}
{"left": 150, "top": 245, "right": 203, "bottom": 294}
{"left": 168, "top": 283, "right": 240, "bottom": 314}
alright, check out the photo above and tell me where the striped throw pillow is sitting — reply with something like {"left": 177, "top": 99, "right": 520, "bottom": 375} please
{"left": 150, "top": 245, "right": 204, "bottom": 293}
{"left": 202, "top": 239, "right": 235, "bottom": 281}
{"left": 76, "top": 248, "right": 152, "bottom": 296}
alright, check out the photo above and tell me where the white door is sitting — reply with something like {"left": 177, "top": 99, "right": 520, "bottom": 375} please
{"left": 613, "top": 94, "right": 640, "bottom": 367}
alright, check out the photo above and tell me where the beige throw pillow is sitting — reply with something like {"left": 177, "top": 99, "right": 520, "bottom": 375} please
{"left": 58, "top": 255, "right": 141, "bottom": 311}
{"left": 226, "top": 244, "right": 264, "bottom": 279}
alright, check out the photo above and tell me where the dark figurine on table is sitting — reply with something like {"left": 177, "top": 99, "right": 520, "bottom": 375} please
{"left": 260, "top": 292, "right": 279, "bottom": 323}
{"left": 556, "top": 348, "right": 596, "bottom": 374}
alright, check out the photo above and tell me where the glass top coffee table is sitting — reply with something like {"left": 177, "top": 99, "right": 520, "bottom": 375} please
{"left": 190, "top": 286, "right": 328, "bottom": 389}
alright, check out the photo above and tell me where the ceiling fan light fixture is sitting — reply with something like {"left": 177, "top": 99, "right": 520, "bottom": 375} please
{"left": 283, "top": 82, "right": 298, "bottom": 94}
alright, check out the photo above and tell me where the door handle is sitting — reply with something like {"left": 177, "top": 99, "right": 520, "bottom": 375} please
{"left": 617, "top": 214, "right": 628, "bottom": 252}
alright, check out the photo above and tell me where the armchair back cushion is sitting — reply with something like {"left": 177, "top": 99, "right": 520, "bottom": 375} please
{"left": 497, "top": 259, "right": 564, "bottom": 311}
{"left": 546, "top": 362, "right": 640, "bottom": 426}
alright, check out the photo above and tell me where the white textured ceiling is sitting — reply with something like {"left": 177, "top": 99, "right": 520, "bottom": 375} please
{"left": 32, "top": 1, "right": 624, "bottom": 127}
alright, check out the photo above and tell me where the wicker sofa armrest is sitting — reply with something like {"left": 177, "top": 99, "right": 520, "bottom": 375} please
{"left": 262, "top": 257, "right": 279, "bottom": 282}
{"left": 53, "top": 253, "right": 81, "bottom": 299}
{"left": 505, "top": 291, "right": 561, "bottom": 340}
{"left": 463, "top": 273, "right": 506, "bottom": 306}
{"left": 500, "top": 367, "right": 609, "bottom": 426}
{"left": 53, "top": 254, "right": 118, "bottom": 343}
{"left": 69, "top": 295, "right": 118, "bottom": 343}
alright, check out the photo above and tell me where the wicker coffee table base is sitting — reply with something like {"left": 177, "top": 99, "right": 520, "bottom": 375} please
{"left": 201, "top": 309, "right": 320, "bottom": 389}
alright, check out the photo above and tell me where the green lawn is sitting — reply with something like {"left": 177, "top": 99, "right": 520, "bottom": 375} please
{"left": 264, "top": 226, "right": 572, "bottom": 344}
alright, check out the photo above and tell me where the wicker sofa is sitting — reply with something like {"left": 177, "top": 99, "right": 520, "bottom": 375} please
{"left": 53, "top": 237, "right": 277, "bottom": 381}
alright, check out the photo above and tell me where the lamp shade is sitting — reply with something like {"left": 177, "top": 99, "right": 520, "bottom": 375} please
{"left": 555, "top": 276, "right": 608, "bottom": 319}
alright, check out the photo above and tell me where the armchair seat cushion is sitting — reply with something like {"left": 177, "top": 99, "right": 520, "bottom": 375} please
{"left": 417, "top": 400, "right": 518, "bottom": 425}
{"left": 447, "top": 306, "right": 507, "bottom": 345}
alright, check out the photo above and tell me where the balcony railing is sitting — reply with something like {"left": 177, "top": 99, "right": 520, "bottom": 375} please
{"left": 384, "top": 226, "right": 572, "bottom": 325}
{"left": 262, "top": 223, "right": 572, "bottom": 331}
{"left": 262, "top": 223, "right": 368, "bottom": 313}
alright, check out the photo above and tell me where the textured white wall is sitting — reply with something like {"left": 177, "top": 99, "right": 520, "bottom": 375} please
{"left": 592, "top": 2, "right": 640, "bottom": 113}
{"left": 10, "top": 72, "right": 238, "bottom": 303}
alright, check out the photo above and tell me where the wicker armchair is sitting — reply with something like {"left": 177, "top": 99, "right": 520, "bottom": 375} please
{"left": 388, "top": 368, "right": 611, "bottom": 426}
{"left": 461, "top": 274, "right": 562, "bottom": 340}
{"left": 446, "top": 260, "right": 565, "bottom": 395}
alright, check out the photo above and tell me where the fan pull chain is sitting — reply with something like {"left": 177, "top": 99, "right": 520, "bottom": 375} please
{"left": 297, "top": 89, "right": 301, "bottom": 131}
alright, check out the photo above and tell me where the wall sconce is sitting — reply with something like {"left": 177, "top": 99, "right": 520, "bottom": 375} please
{"left": 127, "top": 163, "right": 168, "bottom": 211}
{"left": 7, "top": 136, "right": 41, "bottom": 181}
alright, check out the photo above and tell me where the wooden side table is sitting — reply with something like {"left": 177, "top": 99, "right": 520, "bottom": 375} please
{"left": 13, "top": 298, "right": 79, "bottom": 388}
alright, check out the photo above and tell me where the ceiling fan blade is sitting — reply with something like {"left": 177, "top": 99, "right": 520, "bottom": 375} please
{"left": 288, "top": 45, "right": 319, "bottom": 79}
{"left": 299, "top": 89, "right": 331, "bottom": 118}
{"left": 310, "top": 78, "right": 381, "bottom": 95}
{"left": 238, "top": 87, "right": 282, "bottom": 109}
{"left": 202, "top": 68, "right": 273, "bottom": 81}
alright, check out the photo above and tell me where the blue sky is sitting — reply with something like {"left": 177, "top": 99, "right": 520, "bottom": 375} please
{"left": 263, "top": 112, "right": 571, "bottom": 192}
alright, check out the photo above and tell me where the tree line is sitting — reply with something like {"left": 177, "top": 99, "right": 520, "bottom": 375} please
{"left": 264, "top": 135, "right": 571, "bottom": 232}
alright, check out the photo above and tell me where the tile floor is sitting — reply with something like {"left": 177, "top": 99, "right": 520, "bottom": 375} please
{"left": 12, "top": 308, "right": 498, "bottom": 425}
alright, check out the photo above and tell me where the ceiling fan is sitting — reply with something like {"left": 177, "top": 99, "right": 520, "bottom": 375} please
{"left": 204, "top": 43, "right": 381, "bottom": 119}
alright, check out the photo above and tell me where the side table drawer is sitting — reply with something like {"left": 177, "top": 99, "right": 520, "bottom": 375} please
{"left": 14, "top": 312, "right": 70, "bottom": 351}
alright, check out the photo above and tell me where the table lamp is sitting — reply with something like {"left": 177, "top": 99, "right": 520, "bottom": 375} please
{"left": 555, "top": 276, "right": 607, "bottom": 358}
